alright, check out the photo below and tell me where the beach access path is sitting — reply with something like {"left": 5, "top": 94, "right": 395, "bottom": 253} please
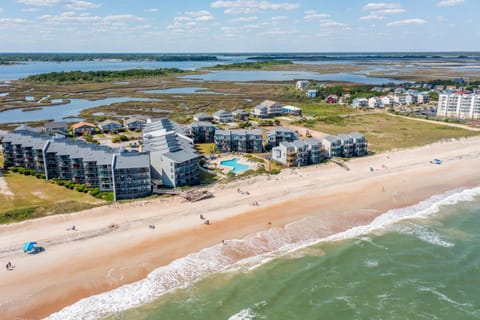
{"left": 1, "top": 136, "right": 480, "bottom": 319}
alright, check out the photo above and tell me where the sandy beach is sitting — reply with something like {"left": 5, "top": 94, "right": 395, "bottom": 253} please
{"left": 1, "top": 136, "right": 480, "bottom": 319}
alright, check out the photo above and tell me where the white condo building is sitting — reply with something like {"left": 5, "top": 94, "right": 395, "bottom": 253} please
{"left": 437, "top": 93, "right": 480, "bottom": 120}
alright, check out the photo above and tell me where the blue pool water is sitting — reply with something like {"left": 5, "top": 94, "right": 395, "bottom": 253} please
{"left": 220, "top": 158, "right": 250, "bottom": 173}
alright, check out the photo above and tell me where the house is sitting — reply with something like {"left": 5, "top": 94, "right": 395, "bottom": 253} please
{"left": 381, "top": 95, "right": 395, "bottom": 107}
{"left": 44, "top": 121, "right": 68, "bottom": 135}
{"left": 252, "top": 105, "right": 268, "bottom": 118}
{"left": 325, "top": 95, "right": 338, "bottom": 104}
{"left": 296, "top": 80, "right": 310, "bottom": 90}
{"left": 350, "top": 132, "right": 368, "bottom": 156}
{"left": 416, "top": 92, "right": 430, "bottom": 104}
{"left": 351, "top": 98, "right": 368, "bottom": 109}
{"left": 124, "top": 118, "right": 146, "bottom": 131}
{"left": 306, "top": 89, "right": 318, "bottom": 98}
{"left": 232, "top": 109, "right": 250, "bottom": 121}
{"left": 338, "top": 134, "right": 354, "bottom": 158}
{"left": 272, "top": 138, "right": 323, "bottom": 167}
{"left": 214, "top": 129, "right": 263, "bottom": 153}
{"left": 322, "top": 135, "right": 342, "bottom": 158}
{"left": 213, "top": 110, "right": 234, "bottom": 123}
{"left": 266, "top": 127, "right": 297, "bottom": 149}
{"left": 253, "top": 100, "right": 283, "bottom": 118}
{"left": 98, "top": 120, "right": 122, "bottom": 133}
{"left": 193, "top": 113, "right": 213, "bottom": 122}
{"left": 71, "top": 122, "right": 97, "bottom": 136}
{"left": 405, "top": 94, "right": 418, "bottom": 105}
{"left": 368, "top": 97, "right": 384, "bottom": 109}
{"left": 282, "top": 105, "right": 302, "bottom": 116}
{"left": 394, "top": 95, "right": 408, "bottom": 105}
{"left": 185, "top": 121, "right": 216, "bottom": 143}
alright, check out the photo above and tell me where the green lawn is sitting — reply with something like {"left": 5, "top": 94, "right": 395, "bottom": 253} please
{"left": 297, "top": 102, "right": 358, "bottom": 118}
{"left": 313, "top": 113, "right": 480, "bottom": 153}
{"left": 0, "top": 172, "right": 102, "bottom": 223}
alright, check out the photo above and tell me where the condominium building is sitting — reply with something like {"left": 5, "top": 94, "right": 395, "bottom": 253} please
{"left": 253, "top": 100, "right": 283, "bottom": 118}
{"left": 322, "top": 132, "right": 368, "bottom": 158}
{"left": 266, "top": 127, "right": 297, "bottom": 149}
{"left": 271, "top": 138, "right": 322, "bottom": 167}
{"left": 143, "top": 118, "right": 200, "bottom": 188}
{"left": 185, "top": 121, "right": 217, "bottom": 143}
{"left": 1, "top": 129, "right": 151, "bottom": 200}
{"left": 437, "top": 93, "right": 480, "bottom": 120}
{"left": 214, "top": 129, "right": 263, "bottom": 153}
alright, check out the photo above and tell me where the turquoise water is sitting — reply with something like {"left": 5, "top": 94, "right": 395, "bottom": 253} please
{"left": 220, "top": 158, "right": 250, "bottom": 173}
{"left": 0, "top": 97, "right": 162, "bottom": 123}
{"left": 45, "top": 187, "right": 480, "bottom": 320}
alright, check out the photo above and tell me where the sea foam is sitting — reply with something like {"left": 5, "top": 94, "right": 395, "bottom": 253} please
{"left": 44, "top": 185, "right": 480, "bottom": 320}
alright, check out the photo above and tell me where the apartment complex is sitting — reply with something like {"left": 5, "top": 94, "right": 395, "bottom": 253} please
{"left": 266, "top": 127, "right": 298, "bottom": 149}
{"left": 143, "top": 118, "right": 200, "bottom": 188}
{"left": 437, "top": 92, "right": 480, "bottom": 119}
{"left": 185, "top": 121, "right": 217, "bottom": 143}
{"left": 253, "top": 100, "right": 284, "bottom": 118}
{"left": 322, "top": 132, "right": 367, "bottom": 158}
{"left": 1, "top": 129, "right": 151, "bottom": 200}
{"left": 214, "top": 129, "right": 263, "bottom": 153}
{"left": 272, "top": 138, "right": 323, "bottom": 167}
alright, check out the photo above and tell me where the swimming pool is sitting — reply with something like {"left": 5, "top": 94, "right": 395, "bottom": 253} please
{"left": 220, "top": 158, "right": 250, "bottom": 173}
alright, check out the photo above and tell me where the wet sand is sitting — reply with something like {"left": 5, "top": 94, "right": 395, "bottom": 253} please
{"left": 1, "top": 137, "right": 480, "bottom": 319}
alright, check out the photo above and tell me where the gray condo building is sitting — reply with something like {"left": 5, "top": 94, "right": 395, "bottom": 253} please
{"left": 272, "top": 138, "right": 323, "bottom": 167}
{"left": 1, "top": 129, "right": 151, "bottom": 200}
{"left": 143, "top": 118, "right": 200, "bottom": 188}
{"left": 214, "top": 129, "right": 263, "bottom": 153}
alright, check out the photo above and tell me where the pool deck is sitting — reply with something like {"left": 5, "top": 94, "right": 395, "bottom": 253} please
{"left": 211, "top": 155, "right": 259, "bottom": 174}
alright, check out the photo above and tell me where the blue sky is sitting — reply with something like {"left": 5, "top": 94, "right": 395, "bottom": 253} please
{"left": 0, "top": 0, "right": 477, "bottom": 52}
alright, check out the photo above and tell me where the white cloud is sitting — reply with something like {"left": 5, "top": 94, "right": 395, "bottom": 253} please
{"left": 271, "top": 15, "right": 288, "bottom": 20}
{"left": 303, "top": 10, "right": 329, "bottom": 21}
{"left": 65, "top": 1, "right": 101, "bottom": 11}
{"left": 39, "top": 11, "right": 143, "bottom": 25}
{"left": 168, "top": 10, "right": 214, "bottom": 33}
{"left": 0, "top": 18, "right": 28, "bottom": 24}
{"left": 359, "top": 14, "right": 385, "bottom": 20}
{"left": 361, "top": 2, "right": 405, "bottom": 21}
{"left": 22, "top": 7, "right": 39, "bottom": 12}
{"left": 437, "top": 0, "right": 464, "bottom": 6}
{"left": 387, "top": 18, "right": 426, "bottom": 26}
{"left": 144, "top": 8, "right": 158, "bottom": 13}
{"left": 363, "top": 2, "right": 402, "bottom": 11}
{"left": 211, "top": 0, "right": 300, "bottom": 14}
{"left": 231, "top": 16, "right": 258, "bottom": 22}
{"left": 16, "top": 0, "right": 62, "bottom": 5}
{"left": 318, "top": 20, "right": 346, "bottom": 28}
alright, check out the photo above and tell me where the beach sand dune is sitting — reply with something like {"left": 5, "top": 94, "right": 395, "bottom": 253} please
{"left": 1, "top": 137, "right": 480, "bottom": 319}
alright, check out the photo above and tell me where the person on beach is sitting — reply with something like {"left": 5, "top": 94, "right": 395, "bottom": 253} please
{"left": 200, "top": 214, "right": 205, "bottom": 220}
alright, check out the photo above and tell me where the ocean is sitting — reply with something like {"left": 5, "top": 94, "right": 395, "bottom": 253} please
{"left": 45, "top": 186, "right": 480, "bottom": 320}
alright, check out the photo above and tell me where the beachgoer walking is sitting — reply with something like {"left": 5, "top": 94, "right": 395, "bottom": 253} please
{"left": 200, "top": 214, "right": 205, "bottom": 220}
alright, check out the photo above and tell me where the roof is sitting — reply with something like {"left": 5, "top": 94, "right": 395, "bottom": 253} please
{"left": 259, "top": 100, "right": 279, "bottom": 107}
{"left": 162, "top": 149, "right": 199, "bottom": 163}
{"left": 98, "top": 120, "right": 122, "bottom": 127}
{"left": 124, "top": 118, "right": 146, "bottom": 125}
{"left": 71, "top": 122, "right": 96, "bottom": 129}
{"left": 349, "top": 132, "right": 365, "bottom": 140}
{"left": 305, "top": 137, "right": 321, "bottom": 145}
{"left": 283, "top": 105, "right": 301, "bottom": 110}
{"left": 323, "top": 135, "right": 340, "bottom": 143}
{"left": 338, "top": 133, "right": 353, "bottom": 141}
{"left": 44, "top": 121, "right": 67, "bottom": 129}
{"left": 291, "top": 140, "right": 307, "bottom": 148}
{"left": 189, "top": 121, "right": 215, "bottom": 128}
{"left": 213, "top": 109, "right": 232, "bottom": 117}
{"left": 232, "top": 109, "right": 249, "bottom": 115}
{"left": 114, "top": 151, "right": 150, "bottom": 169}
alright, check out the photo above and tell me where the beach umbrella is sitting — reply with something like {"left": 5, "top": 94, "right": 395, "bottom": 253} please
{"left": 23, "top": 241, "right": 37, "bottom": 252}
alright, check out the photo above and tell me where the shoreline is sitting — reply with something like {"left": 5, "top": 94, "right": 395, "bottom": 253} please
{"left": 1, "top": 137, "right": 480, "bottom": 319}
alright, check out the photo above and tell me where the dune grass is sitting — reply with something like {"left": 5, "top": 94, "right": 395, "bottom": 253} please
{"left": 0, "top": 172, "right": 102, "bottom": 223}
{"left": 313, "top": 113, "right": 480, "bottom": 153}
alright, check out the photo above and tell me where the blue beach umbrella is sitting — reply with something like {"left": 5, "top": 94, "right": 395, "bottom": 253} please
{"left": 23, "top": 241, "right": 37, "bottom": 252}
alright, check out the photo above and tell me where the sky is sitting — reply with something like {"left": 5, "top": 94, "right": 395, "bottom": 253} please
{"left": 0, "top": 0, "right": 477, "bottom": 52}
